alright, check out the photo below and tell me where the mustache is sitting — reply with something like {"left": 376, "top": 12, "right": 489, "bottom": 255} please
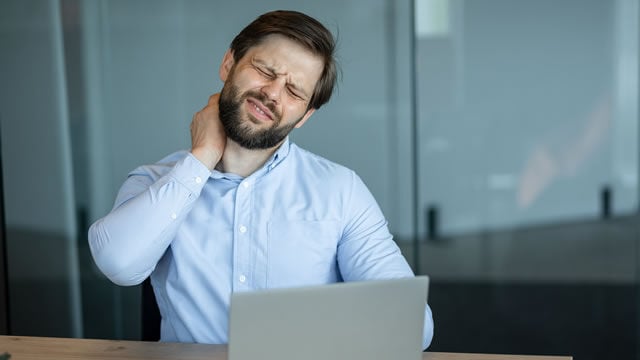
{"left": 242, "top": 90, "right": 278, "bottom": 118}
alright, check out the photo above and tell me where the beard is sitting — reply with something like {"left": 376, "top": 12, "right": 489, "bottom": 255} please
{"left": 219, "top": 82, "right": 302, "bottom": 150}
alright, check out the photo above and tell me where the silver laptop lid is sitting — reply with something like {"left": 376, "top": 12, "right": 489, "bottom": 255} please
{"left": 228, "top": 276, "right": 429, "bottom": 360}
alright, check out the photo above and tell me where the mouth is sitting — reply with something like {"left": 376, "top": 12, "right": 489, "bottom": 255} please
{"left": 246, "top": 98, "right": 274, "bottom": 122}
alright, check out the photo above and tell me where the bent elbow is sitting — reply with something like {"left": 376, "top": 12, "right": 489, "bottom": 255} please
{"left": 88, "top": 220, "right": 149, "bottom": 286}
{"left": 107, "top": 272, "right": 147, "bottom": 287}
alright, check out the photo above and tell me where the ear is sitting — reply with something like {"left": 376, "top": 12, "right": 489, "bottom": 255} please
{"left": 219, "top": 49, "right": 235, "bottom": 82}
{"left": 294, "top": 108, "right": 316, "bottom": 129}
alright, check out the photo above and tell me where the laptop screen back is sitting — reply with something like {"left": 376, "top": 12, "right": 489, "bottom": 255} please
{"left": 228, "top": 276, "right": 429, "bottom": 360}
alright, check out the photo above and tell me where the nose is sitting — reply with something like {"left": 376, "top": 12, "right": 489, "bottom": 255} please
{"left": 260, "top": 78, "right": 285, "bottom": 103}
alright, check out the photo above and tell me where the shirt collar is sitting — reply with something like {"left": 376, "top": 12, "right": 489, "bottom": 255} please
{"left": 265, "top": 136, "right": 291, "bottom": 172}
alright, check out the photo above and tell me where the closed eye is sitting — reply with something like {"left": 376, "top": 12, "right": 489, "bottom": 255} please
{"left": 287, "top": 87, "right": 305, "bottom": 100}
{"left": 255, "top": 66, "right": 274, "bottom": 79}
{"left": 253, "top": 62, "right": 308, "bottom": 102}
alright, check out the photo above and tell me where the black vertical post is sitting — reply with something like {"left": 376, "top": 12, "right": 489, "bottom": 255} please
{"left": 0, "top": 121, "right": 10, "bottom": 334}
{"left": 426, "top": 205, "right": 439, "bottom": 240}
{"left": 600, "top": 185, "right": 611, "bottom": 219}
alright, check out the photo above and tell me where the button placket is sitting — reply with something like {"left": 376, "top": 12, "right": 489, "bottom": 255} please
{"left": 233, "top": 177, "right": 253, "bottom": 290}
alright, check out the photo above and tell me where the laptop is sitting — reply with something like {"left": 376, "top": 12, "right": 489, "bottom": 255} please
{"left": 228, "top": 276, "right": 429, "bottom": 360}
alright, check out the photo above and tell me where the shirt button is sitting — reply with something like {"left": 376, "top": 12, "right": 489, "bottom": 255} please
{"left": 195, "top": 176, "right": 202, "bottom": 184}
{"left": 239, "top": 275, "right": 246, "bottom": 283}
{"left": 239, "top": 225, "right": 247, "bottom": 233}
{"left": 170, "top": 213, "right": 177, "bottom": 220}
{"left": 242, "top": 181, "right": 250, "bottom": 188}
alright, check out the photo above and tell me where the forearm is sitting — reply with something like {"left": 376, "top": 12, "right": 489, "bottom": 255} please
{"left": 339, "top": 231, "right": 434, "bottom": 349}
{"left": 337, "top": 171, "right": 434, "bottom": 349}
{"left": 88, "top": 153, "right": 210, "bottom": 286}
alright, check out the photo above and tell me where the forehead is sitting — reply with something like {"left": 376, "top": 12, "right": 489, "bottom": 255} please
{"left": 243, "top": 35, "right": 324, "bottom": 92}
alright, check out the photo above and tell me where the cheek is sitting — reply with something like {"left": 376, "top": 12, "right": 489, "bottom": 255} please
{"left": 229, "top": 71, "right": 261, "bottom": 93}
{"left": 283, "top": 103, "right": 308, "bottom": 121}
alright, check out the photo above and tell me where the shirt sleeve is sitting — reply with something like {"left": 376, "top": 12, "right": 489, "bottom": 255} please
{"left": 336, "top": 171, "right": 434, "bottom": 349}
{"left": 88, "top": 153, "right": 212, "bottom": 286}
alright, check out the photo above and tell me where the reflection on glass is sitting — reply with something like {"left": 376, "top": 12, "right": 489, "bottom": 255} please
{"left": 416, "top": 0, "right": 638, "bottom": 235}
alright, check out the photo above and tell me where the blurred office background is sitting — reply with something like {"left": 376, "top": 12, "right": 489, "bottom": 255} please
{"left": 0, "top": 0, "right": 638, "bottom": 359}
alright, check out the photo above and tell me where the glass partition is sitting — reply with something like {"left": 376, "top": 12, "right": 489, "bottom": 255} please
{"left": 414, "top": 1, "right": 639, "bottom": 359}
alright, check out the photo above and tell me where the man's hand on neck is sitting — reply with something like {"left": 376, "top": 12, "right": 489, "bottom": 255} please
{"left": 190, "top": 94, "right": 226, "bottom": 171}
{"left": 190, "top": 93, "right": 282, "bottom": 177}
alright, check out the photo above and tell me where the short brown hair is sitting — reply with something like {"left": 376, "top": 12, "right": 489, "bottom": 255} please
{"left": 230, "top": 10, "right": 338, "bottom": 110}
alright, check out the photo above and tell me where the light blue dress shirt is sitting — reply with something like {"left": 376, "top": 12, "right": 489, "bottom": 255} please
{"left": 89, "top": 137, "right": 433, "bottom": 348}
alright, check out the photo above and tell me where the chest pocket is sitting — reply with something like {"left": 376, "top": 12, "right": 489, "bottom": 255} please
{"left": 267, "top": 220, "right": 340, "bottom": 288}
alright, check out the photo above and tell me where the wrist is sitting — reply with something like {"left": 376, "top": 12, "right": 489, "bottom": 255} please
{"left": 190, "top": 147, "right": 222, "bottom": 171}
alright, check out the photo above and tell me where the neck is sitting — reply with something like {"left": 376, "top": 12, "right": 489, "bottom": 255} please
{"left": 217, "top": 138, "right": 283, "bottom": 177}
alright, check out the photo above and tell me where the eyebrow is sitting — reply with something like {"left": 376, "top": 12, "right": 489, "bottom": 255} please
{"left": 252, "top": 58, "right": 310, "bottom": 99}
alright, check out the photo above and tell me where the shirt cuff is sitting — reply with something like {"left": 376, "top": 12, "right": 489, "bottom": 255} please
{"left": 167, "top": 152, "right": 212, "bottom": 195}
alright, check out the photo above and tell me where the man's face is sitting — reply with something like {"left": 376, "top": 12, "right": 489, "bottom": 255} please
{"left": 218, "top": 34, "right": 324, "bottom": 150}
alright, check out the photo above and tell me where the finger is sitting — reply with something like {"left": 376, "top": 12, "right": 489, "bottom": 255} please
{"left": 208, "top": 93, "right": 220, "bottom": 105}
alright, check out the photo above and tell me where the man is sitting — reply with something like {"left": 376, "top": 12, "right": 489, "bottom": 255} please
{"left": 89, "top": 10, "right": 433, "bottom": 349}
